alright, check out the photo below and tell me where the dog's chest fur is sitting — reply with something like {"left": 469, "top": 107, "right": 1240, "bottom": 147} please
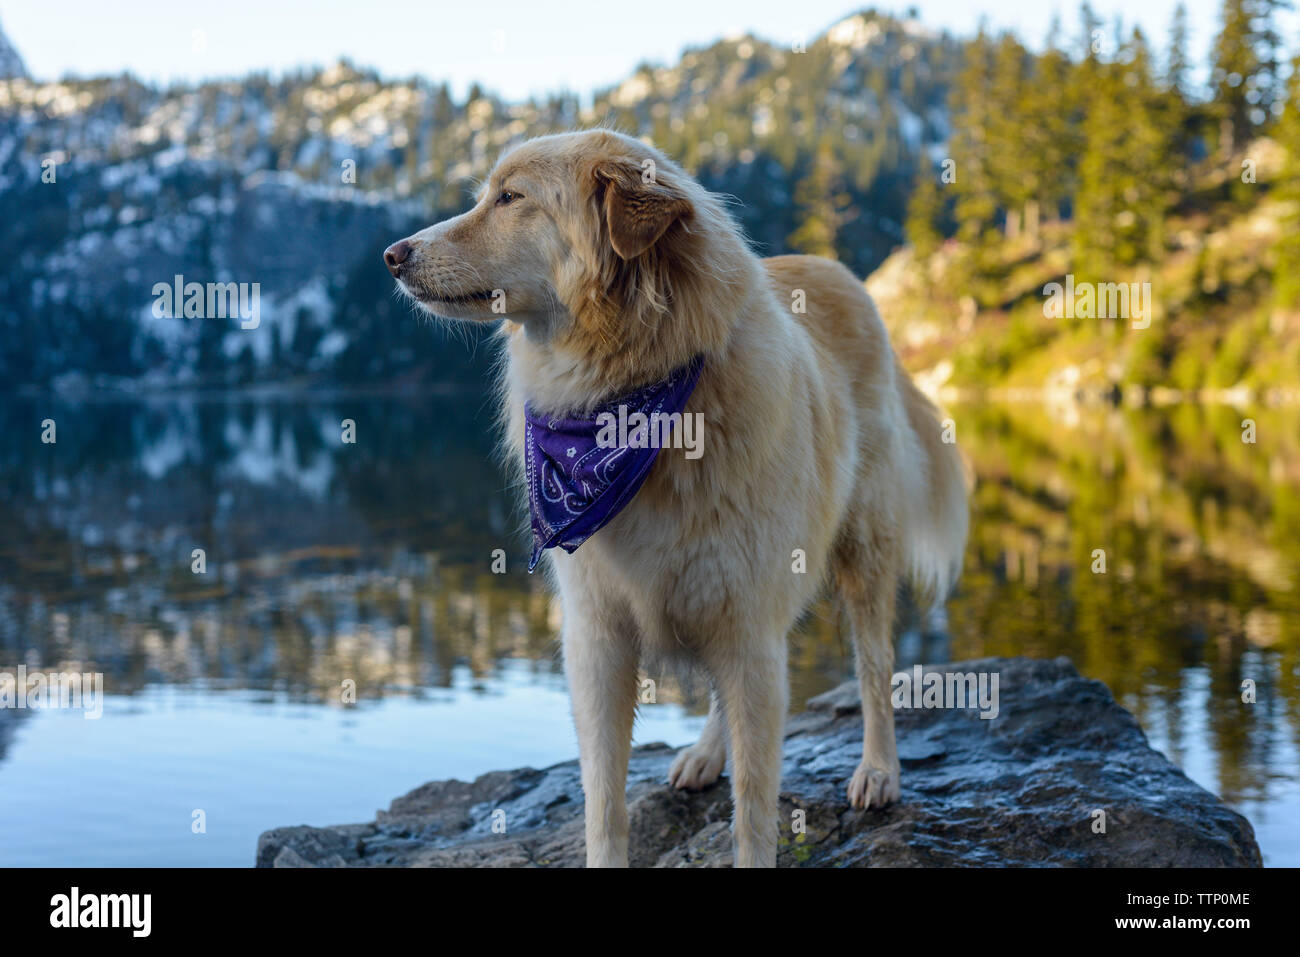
{"left": 503, "top": 304, "right": 862, "bottom": 663}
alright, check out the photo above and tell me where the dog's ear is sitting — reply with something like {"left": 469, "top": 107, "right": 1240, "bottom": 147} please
{"left": 592, "top": 159, "right": 693, "bottom": 260}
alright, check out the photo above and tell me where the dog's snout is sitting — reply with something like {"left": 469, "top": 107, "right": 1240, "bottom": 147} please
{"left": 384, "top": 240, "right": 412, "bottom": 277}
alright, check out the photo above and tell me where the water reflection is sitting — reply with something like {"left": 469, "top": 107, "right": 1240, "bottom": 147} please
{"left": 1, "top": 395, "right": 557, "bottom": 703}
{"left": 0, "top": 394, "right": 1296, "bottom": 862}
{"left": 945, "top": 401, "right": 1300, "bottom": 863}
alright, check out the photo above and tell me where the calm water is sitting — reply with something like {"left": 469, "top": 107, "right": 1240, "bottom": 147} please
{"left": 0, "top": 394, "right": 1297, "bottom": 865}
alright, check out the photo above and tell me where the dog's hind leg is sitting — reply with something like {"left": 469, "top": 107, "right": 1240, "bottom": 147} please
{"left": 668, "top": 687, "right": 727, "bottom": 790}
{"left": 712, "top": 633, "right": 788, "bottom": 867}
{"left": 562, "top": 603, "right": 639, "bottom": 868}
{"left": 832, "top": 518, "right": 902, "bottom": 810}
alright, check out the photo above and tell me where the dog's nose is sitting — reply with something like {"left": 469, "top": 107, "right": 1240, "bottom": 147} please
{"left": 384, "top": 240, "right": 412, "bottom": 277}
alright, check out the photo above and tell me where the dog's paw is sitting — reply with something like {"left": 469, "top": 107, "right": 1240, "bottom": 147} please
{"left": 668, "top": 743, "right": 726, "bottom": 790}
{"left": 846, "top": 761, "right": 900, "bottom": 810}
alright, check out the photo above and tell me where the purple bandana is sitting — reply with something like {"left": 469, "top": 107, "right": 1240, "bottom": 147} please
{"left": 525, "top": 356, "right": 705, "bottom": 571}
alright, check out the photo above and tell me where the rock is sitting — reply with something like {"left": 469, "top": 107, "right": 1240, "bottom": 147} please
{"left": 256, "top": 657, "right": 1262, "bottom": 867}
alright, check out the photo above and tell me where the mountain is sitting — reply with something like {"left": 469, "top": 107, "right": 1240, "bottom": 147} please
{"left": 0, "top": 16, "right": 26, "bottom": 80}
{"left": 0, "top": 11, "right": 961, "bottom": 390}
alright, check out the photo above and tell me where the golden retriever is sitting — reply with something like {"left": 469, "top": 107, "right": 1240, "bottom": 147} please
{"left": 384, "top": 129, "right": 968, "bottom": 868}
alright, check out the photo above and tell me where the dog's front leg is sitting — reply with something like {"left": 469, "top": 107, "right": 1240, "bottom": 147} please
{"left": 714, "top": 634, "right": 788, "bottom": 868}
{"left": 562, "top": 604, "right": 639, "bottom": 868}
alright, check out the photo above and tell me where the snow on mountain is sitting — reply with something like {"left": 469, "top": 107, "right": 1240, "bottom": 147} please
{"left": 0, "top": 10, "right": 960, "bottom": 389}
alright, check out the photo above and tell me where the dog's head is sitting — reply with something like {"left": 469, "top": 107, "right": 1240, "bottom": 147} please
{"left": 385, "top": 130, "right": 742, "bottom": 362}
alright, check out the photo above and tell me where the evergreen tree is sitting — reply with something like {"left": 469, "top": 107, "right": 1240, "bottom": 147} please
{"left": 1074, "top": 57, "right": 1128, "bottom": 282}
{"left": 905, "top": 161, "right": 945, "bottom": 258}
{"left": 1122, "top": 28, "right": 1175, "bottom": 263}
{"left": 1211, "top": 0, "right": 1262, "bottom": 151}
{"left": 1025, "top": 19, "right": 1079, "bottom": 232}
{"left": 1274, "top": 55, "right": 1300, "bottom": 307}
{"left": 1164, "top": 3, "right": 1197, "bottom": 161}
{"left": 1253, "top": 0, "right": 1295, "bottom": 123}
{"left": 1078, "top": 2, "right": 1104, "bottom": 63}
{"left": 948, "top": 29, "right": 1000, "bottom": 252}
{"left": 1074, "top": 29, "right": 1172, "bottom": 282}
{"left": 1165, "top": 3, "right": 1193, "bottom": 97}
{"left": 987, "top": 34, "right": 1034, "bottom": 239}
{"left": 788, "top": 137, "right": 846, "bottom": 259}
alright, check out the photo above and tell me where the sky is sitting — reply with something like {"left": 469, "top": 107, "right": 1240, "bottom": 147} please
{"left": 1, "top": 0, "right": 1293, "bottom": 101}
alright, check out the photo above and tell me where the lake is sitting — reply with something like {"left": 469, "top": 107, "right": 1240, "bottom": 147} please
{"left": 1, "top": 393, "right": 1296, "bottom": 866}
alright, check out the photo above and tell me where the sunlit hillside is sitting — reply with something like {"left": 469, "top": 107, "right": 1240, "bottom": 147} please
{"left": 870, "top": 136, "right": 1300, "bottom": 404}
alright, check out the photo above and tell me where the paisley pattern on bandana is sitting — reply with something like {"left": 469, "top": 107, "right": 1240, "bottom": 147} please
{"left": 524, "top": 356, "right": 705, "bottom": 571}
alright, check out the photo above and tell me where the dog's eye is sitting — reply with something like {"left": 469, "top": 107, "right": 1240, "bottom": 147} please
{"left": 496, "top": 189, "right": 520, "bottom": 206}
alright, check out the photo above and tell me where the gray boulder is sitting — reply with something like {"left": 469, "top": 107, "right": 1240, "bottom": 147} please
{"left": 257, "top": 656, "right": 1262, "bottom": 867}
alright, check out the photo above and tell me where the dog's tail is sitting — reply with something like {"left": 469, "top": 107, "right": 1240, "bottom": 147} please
{"left": 895, "top": 362, "right": 970, "bottom": 610}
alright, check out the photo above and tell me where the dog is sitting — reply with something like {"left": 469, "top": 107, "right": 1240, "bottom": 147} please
{"left": 384, "top": 129, "right": 968, "bottom": 867}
